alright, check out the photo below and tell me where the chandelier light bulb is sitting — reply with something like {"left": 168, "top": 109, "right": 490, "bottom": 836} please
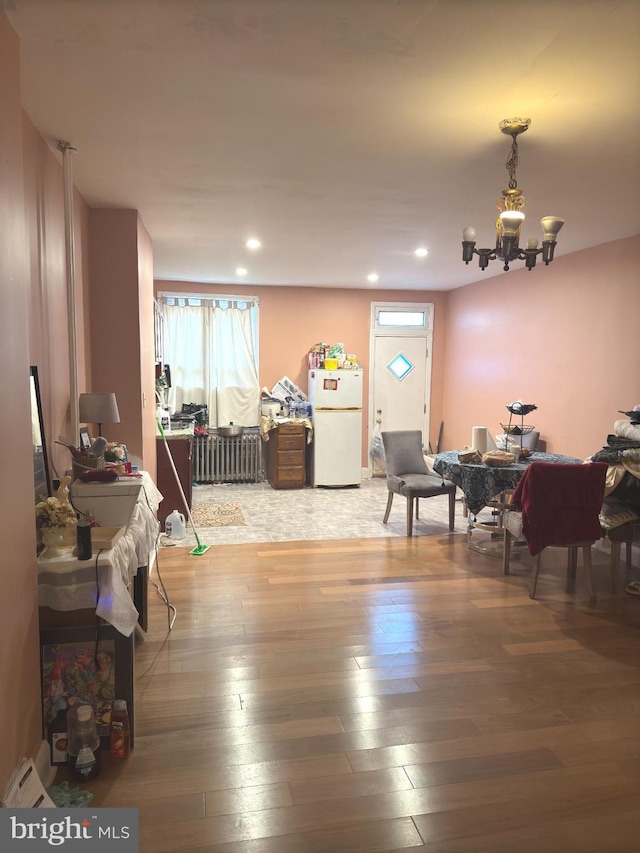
{"left": 527, "top": 237, "right": 539, "bottom": 250}
{"left": 462, "top": 226, "right": 476, "bottom": 242}
{"left": 540, "top": 216, "right": 564, "bottom": 242}
{"left": 499, "top": 210, "right": 525, "bottom": 237}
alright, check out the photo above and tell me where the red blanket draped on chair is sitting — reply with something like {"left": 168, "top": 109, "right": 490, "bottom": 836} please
{"left": 511, "top": 462, "right": 607, "bottom": 556}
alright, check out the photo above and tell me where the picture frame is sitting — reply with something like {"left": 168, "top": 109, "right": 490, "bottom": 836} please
{"left": 30, "top": 365, "right": 51, "bottom": 504}
{"left": 79, "top": 427, "right": 92, "bottom": 451}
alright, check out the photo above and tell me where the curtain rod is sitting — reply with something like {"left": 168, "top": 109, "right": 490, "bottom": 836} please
{"left": 157, "top": 291, "right": 259, "bottom": 304}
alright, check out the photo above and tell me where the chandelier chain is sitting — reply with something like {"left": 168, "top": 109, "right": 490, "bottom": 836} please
{"left": 506, "top": 134, "right": 519, "bottom": 189}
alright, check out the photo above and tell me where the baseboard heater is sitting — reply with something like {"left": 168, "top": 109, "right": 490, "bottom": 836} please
{"left": 193, "top": 433, "right": 264, "bottom": 483}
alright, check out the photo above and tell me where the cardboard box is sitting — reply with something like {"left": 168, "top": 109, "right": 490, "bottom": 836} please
{"left": 91, "top": 526, "right": 125, "bottom": 550}
{"left": 70, "top": 480, "right": 142, "bottom": 526}
{"left": 270, "top": 375, "right": 307, "bottom": 403}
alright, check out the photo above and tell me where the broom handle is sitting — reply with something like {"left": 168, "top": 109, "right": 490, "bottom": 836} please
{"left": 157, "top": 420, "right": 199, "bottom": 534}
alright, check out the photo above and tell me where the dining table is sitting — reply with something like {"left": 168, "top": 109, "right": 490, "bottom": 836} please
{"left": 433, "top": 450, "right": 584, "bottom": 516}
{"left": 433, "top": 449, "right": 584, "bottom": 555}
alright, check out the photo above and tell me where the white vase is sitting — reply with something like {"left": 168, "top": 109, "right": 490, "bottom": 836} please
{"left": 41, "top": 527, "right": 64, "bottom": 558}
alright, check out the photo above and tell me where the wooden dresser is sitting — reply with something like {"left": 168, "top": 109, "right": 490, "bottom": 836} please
{"left": 265, "top": 421, "right": 307, "bottom": 489}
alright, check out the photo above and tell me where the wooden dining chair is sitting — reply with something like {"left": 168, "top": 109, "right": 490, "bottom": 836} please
{"left": 599, "top": 503, "right": 640, "bottom": 591}
{"left": 502, "top": 461, "right": 607, "bottom": 600}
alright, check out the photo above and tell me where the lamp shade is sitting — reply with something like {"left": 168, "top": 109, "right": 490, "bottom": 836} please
{"left": 540, "top": 216, "right": 564, "bottom": 242}
{"left": 79, "top": 392, "right": 120, "bottom": 428}
{"left": 499, "top": 210, "right": 525, "bottom": 236}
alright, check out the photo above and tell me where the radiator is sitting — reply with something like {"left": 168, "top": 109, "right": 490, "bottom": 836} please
{"left": 193, "top": 433, "right": 264, "bottom": 483}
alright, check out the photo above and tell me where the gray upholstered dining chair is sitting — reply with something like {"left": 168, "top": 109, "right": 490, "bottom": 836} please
{"left": 381, "top": 430, "right": 456, "bottom": 536}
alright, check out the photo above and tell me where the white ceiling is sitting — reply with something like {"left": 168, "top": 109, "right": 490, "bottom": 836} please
{"left": 7, "top": 0, "right": 640, "bottom": 291}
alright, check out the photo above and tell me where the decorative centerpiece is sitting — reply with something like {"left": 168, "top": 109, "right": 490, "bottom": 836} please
{"left": 36, "top": 496, "right": 77, "bottom": 557}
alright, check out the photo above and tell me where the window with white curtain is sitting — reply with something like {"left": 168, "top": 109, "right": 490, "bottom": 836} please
{"left": 159, "top": 295, "right": 260, "bottom": 428}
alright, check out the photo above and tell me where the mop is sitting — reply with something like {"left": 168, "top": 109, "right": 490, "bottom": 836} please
{"left": 156, "top": 419, "right": 211, "bottom": 556}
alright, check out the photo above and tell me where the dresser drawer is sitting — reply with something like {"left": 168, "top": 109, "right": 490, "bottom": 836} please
{"left": 277, "top": 422, "right": 305, "bottom": 436}
{"left": 276, "top": 432, "right": 305, "bottom": 451}
{"left": 277, "top": 449, "right": 304, "bottom": 467}
{"left": 277, "top": 465, "right": 305, "bottom": 483}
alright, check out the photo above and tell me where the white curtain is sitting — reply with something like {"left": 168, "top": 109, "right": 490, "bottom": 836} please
{"left": 162, "top": 299, "right": 260, "bottom": 427}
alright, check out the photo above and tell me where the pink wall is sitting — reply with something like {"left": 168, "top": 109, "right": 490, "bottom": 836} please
{"left": 443, "top": 235, "right": 640, "bottom": 459}
{"left": 89, "top": 210, "right": 156, "bottom": 475}
{"left": 23, "top": 118, "right": 92, "bottom": 476}
{"left": 156, "top": 281, "right": 449, "bottom": 460}
{"left": 1, "top": 12, "right": 153, "bottom": 782}
{"left": 0, "top": 13, "right": 43, "bottom": 786}
{"left": 137, "top": 216, "right": 157, "bottom": 478}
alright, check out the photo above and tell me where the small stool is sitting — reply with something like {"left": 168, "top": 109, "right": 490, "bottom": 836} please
{"left": 606, "top": 520, "right": 640, "bottom": 591}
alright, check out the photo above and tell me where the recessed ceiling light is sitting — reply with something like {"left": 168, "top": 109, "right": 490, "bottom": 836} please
{"left": 236, "top": 267, "right": 248, "bottom": 276}
{"left": 414, "top": 247, "right": 429, "bottom": 257}
{"left": 246, "top": 238, "right": 262, "bottom": 250}
{"left": 367, "top": 273, "right": 379, "bottom": 283}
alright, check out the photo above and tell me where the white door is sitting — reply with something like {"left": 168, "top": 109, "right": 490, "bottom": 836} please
{"left": 373, "top": 335, "right": 429, "bottom": 435}
{"left": 369, "top": 302, "right": 434, "bottom": 473}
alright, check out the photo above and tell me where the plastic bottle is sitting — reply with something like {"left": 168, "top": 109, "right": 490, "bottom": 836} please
{"left": 48, "top": 701, "right": 68, "bottom": 766}
{"left": 156, "top": 405, "right": 171, "bottom": 435}
{"left": 67, "top": 704, "right": 101, "bottom": 783}
{"left": 110, "top": 699, "right": 131, "bottom": 759}
{"left": 165, "top": 510, "right": 186, "bottom": 539}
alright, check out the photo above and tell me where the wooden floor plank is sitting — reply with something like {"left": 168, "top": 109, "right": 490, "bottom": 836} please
{"left": 502, "top": 638, "right": 586, "bottom": 655}
{"left": 79, "top": 533, "right": 639, "bottom": 852}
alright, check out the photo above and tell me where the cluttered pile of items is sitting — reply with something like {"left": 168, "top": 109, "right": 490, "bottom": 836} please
{"left": 261, "top": 376, "right": 310, "bottom": 419}
{"left": 590, "top": 406, "right": 640, "bottom": 516}
{"left": 588, "top": 406, "right": 640, "bottom": 596}
{"left": 56, "top": 435, "right": 133, "bottom": 483}
{"left": 307, "top": 342, "right": 359, "bottom": 370}
{"left": 155, "top": 364, "right": 210, "bottom": 435}
{"left": 171, "top": 403, "right": 209, "bottom": 435}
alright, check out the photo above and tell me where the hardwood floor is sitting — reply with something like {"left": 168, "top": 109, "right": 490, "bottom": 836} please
{"left": 89, "top": 533, "right": 640, "bottom": 852}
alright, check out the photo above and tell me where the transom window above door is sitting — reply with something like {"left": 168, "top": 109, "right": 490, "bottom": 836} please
{"left": 377, "top": 310, "right": 426, "bottom": 328}
{"left": 372, "top": 303, "right": 433, "bottom": 334}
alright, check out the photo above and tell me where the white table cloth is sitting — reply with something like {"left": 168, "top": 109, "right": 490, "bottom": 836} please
{"left": 37, "top": 472, "right": 162, "bottom": 636}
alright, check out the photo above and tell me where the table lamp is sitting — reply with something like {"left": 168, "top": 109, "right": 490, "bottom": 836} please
{"left": 79, "top": 392, "right": 120, "bottom": 437}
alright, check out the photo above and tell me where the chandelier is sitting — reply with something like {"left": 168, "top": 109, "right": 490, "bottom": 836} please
{"left": 462, "top": 118, "right": 564, "bottom": 272}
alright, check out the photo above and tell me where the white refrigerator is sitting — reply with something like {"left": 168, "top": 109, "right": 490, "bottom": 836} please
{"left": 308, "top": 368, "right": 363, "bottom": 487}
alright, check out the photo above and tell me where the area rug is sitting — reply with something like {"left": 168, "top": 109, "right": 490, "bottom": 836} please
{"left": 191, "top": 501, "right": 246, "bottom": 528}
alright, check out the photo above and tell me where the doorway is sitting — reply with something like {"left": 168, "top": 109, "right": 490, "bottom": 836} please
{"left": 369, "top": 303, "right": 434, "bottom": 474}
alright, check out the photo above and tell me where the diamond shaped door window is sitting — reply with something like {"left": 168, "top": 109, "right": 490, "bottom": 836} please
{"left": 387, "top": 353, "right": 414, "bottom": 381}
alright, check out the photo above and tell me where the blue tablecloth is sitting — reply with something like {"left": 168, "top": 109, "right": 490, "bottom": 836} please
{"left": 433, "top": 450, "right": 584, "bottom": 516}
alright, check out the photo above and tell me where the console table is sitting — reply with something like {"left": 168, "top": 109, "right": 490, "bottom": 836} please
{"left": 37, "top": 472, "right": 162, "bottom": 747}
